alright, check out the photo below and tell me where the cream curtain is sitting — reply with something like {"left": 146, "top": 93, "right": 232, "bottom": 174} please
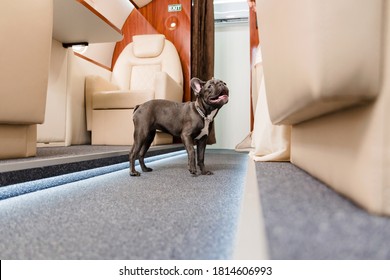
{"left": 236, "top": 46, "right": 291, "bottom": 161}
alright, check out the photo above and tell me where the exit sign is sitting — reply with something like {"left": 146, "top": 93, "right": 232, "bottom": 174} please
{"left": 168, "top": 4, "right": 182, "bottom": 12}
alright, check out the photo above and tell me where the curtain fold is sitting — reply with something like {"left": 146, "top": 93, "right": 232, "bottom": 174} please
{"left": 191, "top": 0, "right": 216, "bottom": 144}
{"left": 191, "top": 0, "right": 214, "bottom": 81}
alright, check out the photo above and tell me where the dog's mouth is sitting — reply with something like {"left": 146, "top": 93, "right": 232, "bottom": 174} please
{"left": 209, "top": 89, "right": 229, "bottom": 104}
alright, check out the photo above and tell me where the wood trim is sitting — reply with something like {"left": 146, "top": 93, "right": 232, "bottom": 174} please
{"left": 77, "top": 0, "right": 123, "bottom": 36}
{"left": 249, "top": 4, "right": 259, "bottom": 131}
{"left": 74, "top": 52, "right": 112, "bottom": 72}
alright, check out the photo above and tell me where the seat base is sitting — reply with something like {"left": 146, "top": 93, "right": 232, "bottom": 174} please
{"left": 291, "top": 98, "right": 390, "bottom": 215}
{"left": 91, "top": 109, "right": 173, "bottom": 145}
{"left": 0, "top": 124, "right": 37, "bottom": 159}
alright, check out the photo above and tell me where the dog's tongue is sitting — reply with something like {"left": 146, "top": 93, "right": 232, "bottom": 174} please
{"left": 217, "top": 95, "right": 229, "bottom": 102}
{"left": 210, "top": 93, "right": 229, "bottom": 104}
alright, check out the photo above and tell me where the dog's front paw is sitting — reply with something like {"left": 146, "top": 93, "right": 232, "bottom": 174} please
{"left": 130, "top": 170, "right": 141, "bottom": 177}
{"left": 189, "top": 168, "right": 198, "bottom": 176}
{"left": 201, "top": 170, "right": 214, "bottom": 175}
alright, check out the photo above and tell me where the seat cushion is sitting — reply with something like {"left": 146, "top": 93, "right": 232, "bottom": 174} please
{"left": 257, "top": 0, "right": 383, "bottom": 125}
{"left": 92, "top": 90, "right": 154, "bottom": 109}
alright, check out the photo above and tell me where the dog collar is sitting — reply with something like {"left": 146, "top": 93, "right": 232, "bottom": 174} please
{"left": 195, "top": 101, "right": 218, "bottom": 140}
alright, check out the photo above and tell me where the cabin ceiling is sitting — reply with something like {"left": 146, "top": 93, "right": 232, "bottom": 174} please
{"left": 214, "top": 0, "right": 249, "bottom": 22}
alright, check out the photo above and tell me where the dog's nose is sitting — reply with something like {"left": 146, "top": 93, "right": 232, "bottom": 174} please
{"left": 218, "top": 83, "right": 228, "bottom": 91}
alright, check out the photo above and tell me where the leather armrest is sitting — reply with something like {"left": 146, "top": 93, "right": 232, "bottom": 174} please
{"left": 92, "top": 90, "right": 154, "bottom": 110}
{"left": 85, "top": 75, "right": 119, "bottom": 131}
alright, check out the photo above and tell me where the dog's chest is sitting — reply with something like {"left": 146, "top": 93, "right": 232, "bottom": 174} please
{"left": 193, "top": 108, "right": 218, "bottom": 140}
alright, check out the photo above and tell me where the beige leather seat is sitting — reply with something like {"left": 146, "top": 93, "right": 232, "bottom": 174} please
{"left": 0, "top": 1, "right": 52, "bottom": 159}
{"left": 257, "top": 0, "right": 390, "bottom": 215}
{"left": 85, "top": 34, "right": 183, "bottom": 145}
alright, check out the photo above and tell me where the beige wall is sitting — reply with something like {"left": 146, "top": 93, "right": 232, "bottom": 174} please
{"left": 38, "top": 39, "right": 112, "bottom": 146}
{"left": 214, "top": 22, "right": 251, "bottom": 149}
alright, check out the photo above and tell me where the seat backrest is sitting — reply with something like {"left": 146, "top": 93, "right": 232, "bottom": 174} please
{"left": 257, "top": 0, "right": 383, "bottom": 125}
{"left": 111, "top": 34, "right": 183, "bottom": 91}
{"left": 0, "top": 0, "right": 52, "bottom": 124}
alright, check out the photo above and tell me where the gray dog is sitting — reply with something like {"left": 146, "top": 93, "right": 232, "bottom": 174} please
{"left": 129, "top": 77, "right": 229, "bottom": 176}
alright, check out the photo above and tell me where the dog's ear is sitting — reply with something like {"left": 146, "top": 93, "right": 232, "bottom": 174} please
{"left": 190, "top": 78, "right": 206, "bottom": 96}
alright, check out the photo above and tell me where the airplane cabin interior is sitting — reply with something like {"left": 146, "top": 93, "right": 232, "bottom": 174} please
{"left": 1, "top": 0, "right": 390, "bottom": 261}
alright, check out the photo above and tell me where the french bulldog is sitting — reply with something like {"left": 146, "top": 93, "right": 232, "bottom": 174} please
{"left": 129, "top": 77, "right": 229, "bottom": 176}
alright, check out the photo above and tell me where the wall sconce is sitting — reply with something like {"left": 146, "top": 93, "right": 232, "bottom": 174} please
{"left": 62, "top": 42, "right": 89, "bottom": 54}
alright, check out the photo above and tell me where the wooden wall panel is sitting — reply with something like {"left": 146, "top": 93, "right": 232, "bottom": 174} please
{"left": 112, "top": 9, "right": 158, "bottom": 68}
{"left": 112, "top": 1, "right": 191, "bottom": 102}
{"left": 139, "top": 0, "right": 191, "bottom": 102}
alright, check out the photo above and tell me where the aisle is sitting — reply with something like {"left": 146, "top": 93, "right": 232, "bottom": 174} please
{"left": 0, "top": 150, "right": 248, "bottom": 259}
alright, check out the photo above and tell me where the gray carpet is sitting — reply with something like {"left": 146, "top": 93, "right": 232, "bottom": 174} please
{"left": 0, "top": 150, "right": 247, "bottom": 259}
{"left": 0, "top": 144, "right": 184, "bottom": 186}
{"left": 256, "top": 162, "right": 390, "bottom": 260}
{"left": 0, "top": 151, "right": 185, "bottom": 200}
{"left": 0, "top": 145, "right": 131, "bottom": 166}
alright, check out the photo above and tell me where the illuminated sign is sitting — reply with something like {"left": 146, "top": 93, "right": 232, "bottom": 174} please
{"left": 168, "top": 4, "right": 182, "bottom": 12}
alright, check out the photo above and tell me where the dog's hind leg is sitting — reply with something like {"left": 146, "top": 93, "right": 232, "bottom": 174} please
{"left": 129, "top": 128, "right": 149, "bottom": 176}
{"left": 129, "top": 143, "right": 141, "bottom": 176}
{"left": 138, "top": 130, "right": 156, "bottom": 172}
{"left": 129, "top": 144, "right": 141, "bottom": 176}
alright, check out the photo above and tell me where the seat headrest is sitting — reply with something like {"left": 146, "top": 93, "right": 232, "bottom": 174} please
{"left": 132, "top": 34, "right": 166, "bottom": 58}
